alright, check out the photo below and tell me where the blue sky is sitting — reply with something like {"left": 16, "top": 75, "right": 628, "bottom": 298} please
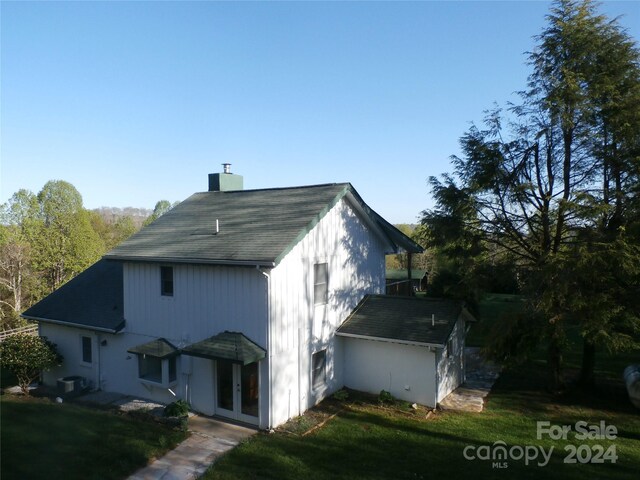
{"left": 2, "top": 1, "right": 638, "bottom": 224}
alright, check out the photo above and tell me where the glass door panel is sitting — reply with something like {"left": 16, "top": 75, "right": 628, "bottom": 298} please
{"left": 240, "top": 362, "right": 259, "bottom": 417}
{"left": 216, "top": 360, "right": 234, "bottom": 411}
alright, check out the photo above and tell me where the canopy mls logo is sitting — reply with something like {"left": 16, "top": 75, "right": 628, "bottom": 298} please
{"left": 463, "top": 441, "right": 553, "bottom": 469}
{"left": 463, "top": 421, "right": 618, "bottom": 469}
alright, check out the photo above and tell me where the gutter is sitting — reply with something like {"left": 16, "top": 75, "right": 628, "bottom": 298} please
{"left": 22, "top": 315, "right": 123, "bottom": 334}
{"left": 104, "top": 255, "right": 276, "bottom": 268}
{"left": 257, "top": 266, "right": 273, "bottom": 430}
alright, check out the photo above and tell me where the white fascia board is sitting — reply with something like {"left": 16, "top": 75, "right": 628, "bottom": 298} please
{"left": 22, "top": 315, "right": 122, "bottom": 334}
{"left": 343, "top": 192, "right": 397, "bottom": 253}
{"left": 336, "top": 331, "right": 444, "bottom": 349}
{"left": 103, "top": 255, "right": 276, "bottom": 268}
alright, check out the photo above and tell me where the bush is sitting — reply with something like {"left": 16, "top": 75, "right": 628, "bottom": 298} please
{"left": 378, "top": 390, "right": 394, "bottom": 404}
{"left": 0, "top": 334, "right": 62, "bottom": 394}
{"left": 164, "top": 399, "right": 189, "bottom": 418}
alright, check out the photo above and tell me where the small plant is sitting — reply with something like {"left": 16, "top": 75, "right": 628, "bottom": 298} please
{"left": 378, "top": 390, "right": 394, "bottom": 404}
{"left": 333, "top": 389, "right": 349, "bottom": 401}
{"left": 164, "top": 399, "right": 189, "bottom": 418}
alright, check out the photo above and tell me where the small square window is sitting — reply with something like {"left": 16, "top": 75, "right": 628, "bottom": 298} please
{"left": 81, "top": 336, "right": 92, "bottom": 364}
{"left": 136, "top": 355, "right": 177, "bottom": 386}
{"left": 312, "top": 349, "right": 326, "bottom": 390}
{"left": 161, "top": 266, "right": 174, "bottom": 296}
{"left": 314, "top": 263, "right": 328, "bottom": 306}
{"left": 139, "top": 356, "right": 162, "bottom": 383}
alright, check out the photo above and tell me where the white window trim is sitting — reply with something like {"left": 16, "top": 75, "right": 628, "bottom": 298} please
{"left": 313, "top": 261, "right": 329, "bottom": 306}
{"left": 311, "top": 349, "right": 327, "bottom": 392}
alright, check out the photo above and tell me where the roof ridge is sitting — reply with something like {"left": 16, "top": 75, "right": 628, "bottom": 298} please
{"left": 195, "top": 182, "right": 351, "bottom": 195}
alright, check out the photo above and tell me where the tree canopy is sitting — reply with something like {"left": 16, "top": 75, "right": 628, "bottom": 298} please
{"left": 421, "top": 0, "right": 640, "bottom": 390}
{"left": 0, "top": 180, "right": 154, "bottom": 328}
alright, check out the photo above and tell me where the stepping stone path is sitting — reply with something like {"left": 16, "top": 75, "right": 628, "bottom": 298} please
{"left": 439, "top": 347, "right": 501, "bottom": 413}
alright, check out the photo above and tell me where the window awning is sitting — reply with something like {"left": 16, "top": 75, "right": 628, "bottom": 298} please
{"left": 127, "top": 338, "right": 180, "bottom": 359}
{"left": 181, "top": 331, "right": 266, "bottom": 366}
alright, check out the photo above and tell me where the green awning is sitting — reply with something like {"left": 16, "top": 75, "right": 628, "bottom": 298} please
{"left": 181, "top": 331, "right": 266, "bottom": 365}
{"left": 127, "top": 338, "right": 180, "bottom": 359}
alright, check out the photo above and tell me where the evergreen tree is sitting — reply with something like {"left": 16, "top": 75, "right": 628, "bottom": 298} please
{"left": 422, "top": 0, "right": 640, "bottom": 390}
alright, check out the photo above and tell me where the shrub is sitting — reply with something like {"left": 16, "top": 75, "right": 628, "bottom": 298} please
{"left": 164, "top": 399, "right": 189, "bottom": 418}
{"left": 0, "top": 334, "right": 63, "bottom": 394}
{"left": 378, "top": 390, "right": 394, "bottom": 404}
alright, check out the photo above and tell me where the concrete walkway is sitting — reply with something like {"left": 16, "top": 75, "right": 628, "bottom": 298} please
{"left": 439, "top": 347, "right": 501, "bottom": 412}
{"left": 76, "top": 391, "right": 256, "bottom": 480}
{"left": 128, "top": 415, "right": 255, "bottom": 480}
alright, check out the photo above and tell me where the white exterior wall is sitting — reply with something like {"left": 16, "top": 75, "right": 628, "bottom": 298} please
{"left": 39, "top": 263, "right": 270, "bottom": 421}
{"left": 268, "top": 198, "right": 388, "bottom": 426}
{"left": 40, "top": 323, "right": 100, "bottom": 390}
{"left": 341, "top": 337, "right": 438, "bottom": 407}
{"left": 436, "top": 316, "right": 466, "bottom": 402}
{"left": 122, "top": 262, "right": 269, "bottom": 421}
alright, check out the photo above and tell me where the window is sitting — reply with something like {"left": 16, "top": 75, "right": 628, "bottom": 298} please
{"left": 81, "top": 336, "right": 92, "bottom": 364}
{"left": 446, "top": 337, "right": 455, "bottom": 358}
{"left": 313, "top": 263, "right": 328, "bottom": 305}
{"left": 137, "top": 355, "right": 177, "bottom": 385}
{"left": 312, "top": 349, "right": 326, "bottom": 390}
{"left": 161, "top": 266, "right": 174, "bottom": 296}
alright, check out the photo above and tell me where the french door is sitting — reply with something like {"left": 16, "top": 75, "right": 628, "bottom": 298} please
{"left": 215, "top": 360, "right": 259, "bottom": 425}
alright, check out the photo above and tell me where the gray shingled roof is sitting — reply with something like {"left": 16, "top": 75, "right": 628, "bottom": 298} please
{"left": 104, "top": 183, "right": 422, "bottom": 266}
{"left": 336, "top": 295, "right": 474, "bottom": 347}
{"left": 182, "top": 331, "right": 266, "bottom": 365}
{"left": 128, "top": 338, "right": 180, "bottom": 359}
{"left": 22, "top": 260, "right": 125, "bottom": 333}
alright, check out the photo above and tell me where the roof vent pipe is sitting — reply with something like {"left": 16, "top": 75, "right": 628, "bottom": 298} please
{"left": 223, "top": 163, "right": 231, "bottom": 174}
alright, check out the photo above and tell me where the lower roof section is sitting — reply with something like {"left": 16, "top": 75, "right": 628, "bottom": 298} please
{"left": 337, "top": 295, "right": 474, "bottom": 347}
{"left": 22, "top": 259, "right": 125, "bottom": 334}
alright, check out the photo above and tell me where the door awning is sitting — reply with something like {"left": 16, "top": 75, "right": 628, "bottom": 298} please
{"left": 127, "top": 338, "right": 180, "bottom": 359}
{"left": 181, "top": 331, "right": 266, "bottom": 366}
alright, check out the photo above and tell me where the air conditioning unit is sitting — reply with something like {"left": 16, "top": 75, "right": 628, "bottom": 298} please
{"left": 57, "top": 376, "right": 86, "bottom": 395}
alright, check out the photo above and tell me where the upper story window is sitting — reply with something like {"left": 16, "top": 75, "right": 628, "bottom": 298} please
{"left": 314, "top": 262, "right": 328, "bottom": 306}
{"left": 160, "top": 266, "right": 174, "bottom": 296}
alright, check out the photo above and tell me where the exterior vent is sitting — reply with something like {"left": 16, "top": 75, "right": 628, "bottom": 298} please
{"left": 208, "top": 163, "right": 244, "bottom": 192}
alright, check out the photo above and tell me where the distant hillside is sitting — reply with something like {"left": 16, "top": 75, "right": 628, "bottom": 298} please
{"left": 92, "top": 206, "right": 152, "bottom": 229}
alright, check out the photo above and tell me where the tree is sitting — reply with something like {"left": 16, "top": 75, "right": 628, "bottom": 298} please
{"left": 421, "top": 0, "right": 640, "bottom": 391}
{"left": 29, "top": 181, "right": 104, "bottom": 291}
{"left": 0, "top": 334, "right": 63, "bottom": 394}
{"left": 0, "top": 190, "right": 39, "bottom": 324}
{"left": 143, "top": 200, "right": 174, "bottom": 226}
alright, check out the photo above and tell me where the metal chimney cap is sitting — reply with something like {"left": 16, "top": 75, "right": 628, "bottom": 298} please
{"left": 222, "top": 163, "right": 232, "bottom": 174}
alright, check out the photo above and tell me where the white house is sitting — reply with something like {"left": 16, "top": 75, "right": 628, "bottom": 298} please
{"left": 23, "top": 169, "right": 472, "bottom": 429}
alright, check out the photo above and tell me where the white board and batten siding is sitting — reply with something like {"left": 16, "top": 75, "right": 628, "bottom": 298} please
{"left": 124, "top": 263, "right": 269, "bottom": 417}
{"left": 268, "top": 197, "right": 388, "bottom": 426}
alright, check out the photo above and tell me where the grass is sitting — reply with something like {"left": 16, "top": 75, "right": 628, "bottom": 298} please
{"left": 202, "top": 293, "right": 640, "bottom": 480}
{"left": 0, "top": 395, "right": 188, "bottom": 480}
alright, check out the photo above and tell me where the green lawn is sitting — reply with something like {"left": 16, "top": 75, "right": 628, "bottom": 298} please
{"left": 203, "top": 293, "right": 640, "bottom": 480}
{"left": 0, "top": 395, "right": 188, "bottom": 480}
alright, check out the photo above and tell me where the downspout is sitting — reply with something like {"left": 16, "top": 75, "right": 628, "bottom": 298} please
{"left": 407, "top": 252, "right": 413, "bottom": 296}
{"left": 257, "top": 266, "right": 272, "bottom": 430}
{"left": 96, "top": 333, "right": 102, "bottom": 391}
